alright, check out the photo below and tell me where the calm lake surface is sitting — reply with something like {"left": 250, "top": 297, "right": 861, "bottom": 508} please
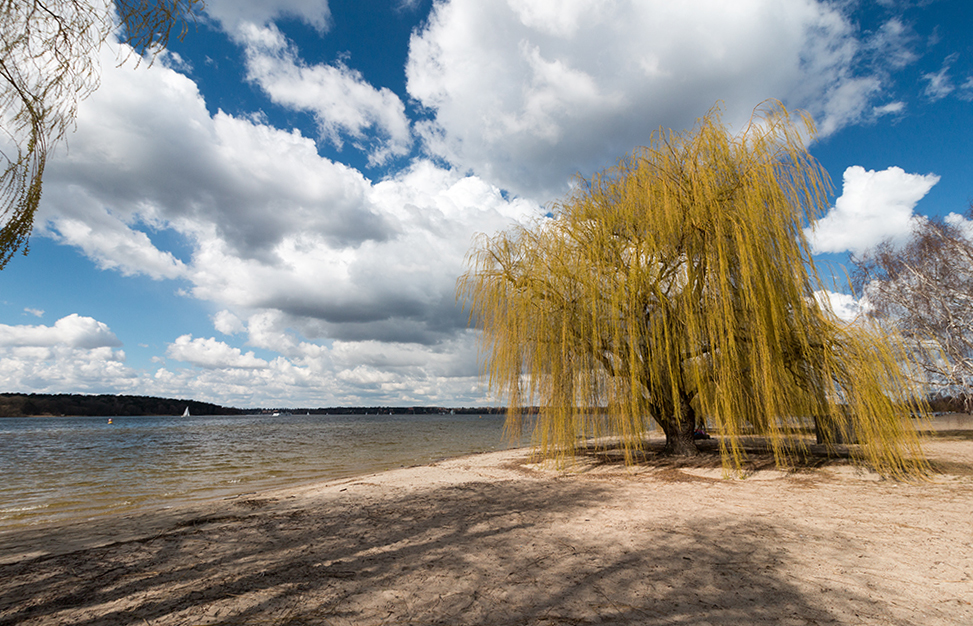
{"left": 0, "top": 412, "right": 518, "bottom": 529}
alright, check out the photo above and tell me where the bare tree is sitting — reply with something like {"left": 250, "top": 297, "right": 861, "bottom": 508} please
{"left": 0, "top": 0, "right": 203, "bottom": 269}
{"left": 854, "top": 209, "right": 973, "bottom": 410}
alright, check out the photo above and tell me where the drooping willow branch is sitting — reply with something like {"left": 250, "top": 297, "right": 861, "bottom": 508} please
{"left": 460, "top": 102, "right": 928, "bottom": 477}
{"left": 0, "top": 0, "right": 203, "bottom": 269}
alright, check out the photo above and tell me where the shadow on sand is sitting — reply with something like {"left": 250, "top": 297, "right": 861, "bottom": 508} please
{"left": 0, "top": 472, "right": 896, "bottom": 626}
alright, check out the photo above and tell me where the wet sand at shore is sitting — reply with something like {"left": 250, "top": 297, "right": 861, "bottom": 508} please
{"left": 1, "top": 435, "right": 971, "bottom": 626}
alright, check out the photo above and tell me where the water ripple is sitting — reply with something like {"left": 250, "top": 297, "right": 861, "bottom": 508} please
{"left": 0, "top": 413, "right": 514, "bottom": 528}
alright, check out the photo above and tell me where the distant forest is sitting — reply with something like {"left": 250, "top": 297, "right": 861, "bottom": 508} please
{"left": 0, "top": 393, "right": 508, "bottom": 417}
{"left": 281, "top": 406, "right": 507, "bottom": 415}
{"left": 2, "top": 392, "right": 963, "bottom": 418}
{"left": 0, "top": 394, "right": 241, "bottom": 417}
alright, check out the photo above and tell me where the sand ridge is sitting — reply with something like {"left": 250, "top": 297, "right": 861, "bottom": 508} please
{"left": 1, "top": 441, "right": 971, "bottom": 625}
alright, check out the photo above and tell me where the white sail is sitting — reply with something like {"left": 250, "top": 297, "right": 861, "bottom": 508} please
{"left": 182, "top": 407, "right": 190, "bottom": 417}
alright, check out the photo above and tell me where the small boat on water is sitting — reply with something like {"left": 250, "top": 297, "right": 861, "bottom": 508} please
{"left": 182, "top": 407, "right": 190, "bottom": 417}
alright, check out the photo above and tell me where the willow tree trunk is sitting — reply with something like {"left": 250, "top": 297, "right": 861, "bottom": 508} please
{"left": 814, "top": 414, "right": 858, "bottom": 445}
{"left": 658, "top": 395, "right": 699, "bottom": 456}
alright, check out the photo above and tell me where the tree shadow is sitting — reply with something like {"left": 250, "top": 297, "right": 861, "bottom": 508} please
{"left": 0, "top": 477, "right": 892, "bottom": 625}
{"left": 574, "top": 437, "right": 853, "bottom": 476}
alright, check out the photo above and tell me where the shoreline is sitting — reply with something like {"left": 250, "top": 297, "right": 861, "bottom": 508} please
{"left": 2, "top": 440, "right": 972, "bottom": 625}
{"left": 0, "top": 445, "right": 534, "bottom": 563}
{"left": 0, "top": 412, "right": 521, "bottom": 531}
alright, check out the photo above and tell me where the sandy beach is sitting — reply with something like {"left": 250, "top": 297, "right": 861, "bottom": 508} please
{"left": 1, "top": 434, "right": 971, "bottom": 625}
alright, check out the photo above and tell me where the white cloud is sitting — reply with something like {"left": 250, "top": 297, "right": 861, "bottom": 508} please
{"left": 184, "top": 158, "right": 534, "bottom": 344}
{"left": 864, "top": 18, "right": 917, "bottom": 69}
{"left": 944, "top": 212, "right": 973, "bottom": 239}
{"left": 242, "top": 310, "right": 327, "bottom": 361}
{"left": 806, "top": 166, "right": 940, "bottom": 256}
{"left": 44, "top": 213, "right": 188, "bottom": 280}
{"left": 166, "top": 335, "right": 269, "bottom": 369}
{"left": 0, "top": 315, "right": 132, "bottom": 394}
{"left": 21, "top": 1, "right": 927, "bottom": 408}
{"left": 0, "top": 314, "right": 486, "bottom": 407}
{"left": 203, "top": 0, "right": 331, "bottom": 33}
{"left": 958, "top": 76, "right": 973, "bottom": 101}
{"left": 41, "top": 46, "right": 392, "bottom": 262}
{"left": 813, "top": 290, "right": 863, "bottom": 323}
{"left": 923, "top": 65, "right": 955, "bottom": 101}
{"left": 406, "top": 0, "right": 884, "bottom": 200}
{"left": 873, "top": 101, "right": 906, "bottom": 117}
{"left": 507, "top": 0, "right": 613, "bottom": 38}
{"left": 327, "top": 332, "right": 485, "bottom": 403}
{"left": 48, "top": 51, "right": 533, "bottom": 345}
{"left": 213, "top": 310, "right": 246, "bottom": 335}
{"left": 0, "top": 314, "right": 122, "bottom": 349}
{"left": 24, "top": 308, "right": 44, "bottom": 318}
{"left": 239, "top": 24, "right": 412, "bottom": 165}
{"left": 0, "top": 345, "right": 133, "bottom": 394}
{"left": 30, "top": 42, "right": 533, "bottom": 406}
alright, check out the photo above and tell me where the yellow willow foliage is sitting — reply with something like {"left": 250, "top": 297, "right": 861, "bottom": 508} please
{"left": 459, "top": 102, "right": 928, "bottom": 478}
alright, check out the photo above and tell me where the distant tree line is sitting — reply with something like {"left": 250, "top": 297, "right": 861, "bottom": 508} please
{"left": 0, "top": 395, "right": 514, "bottom": 417}
{"left": 250, "top": 406, "right": 509, "bottom": 416}
{"left": 0, "top": 394, "right": 241, "bottom": 417}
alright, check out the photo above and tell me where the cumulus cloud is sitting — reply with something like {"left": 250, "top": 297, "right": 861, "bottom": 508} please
{"left": 241, "top": 310, "right": 328, "bottom": 362}
{"left": 507, "top": 0, "right": 613, "bottom": 38}
{"left": 0, "top": 345, "right": 133, "bottom": 394}
{"left": 54, "top": 47, "right": 534, "bottom": 334}
{"left": 327, "top": 332, "right": 484, "bottom": 404}
{"left": 406, "top": 0, "right": 886, "bottom": 200}
{"left": 41, "top": 46, "right": 393, "bottom": 265}
{"left": 44, "top": 213, "right": 188, "bottom": 280}
{"left": 0, "top": 315, "right": 122, "bottom": 349}
{"left": 185, "top": 158, "right": 534, "bottom": 344}
{"left": 0, "top": 314, "right": 484, "bottom": 408}
{"left": 806, "top": 166, "right": 940, "bottom": 256}
{"left": 213, "top": 310, "right": 246, "bottom": 335}
{"left": 166, "top": 335, "right": 269, "bottom": 369}
{"left": 239, "top": 24, "right": 413, "bottom": 165}
{"left": 0, "top": 315, "right": 131, "bottom": 394}
{"left": 29, "top": 39, "right": 534, "bottom": 405}
{"left": 944, "top": 212, "right": 973, "bottom": 239}
{"left": 20, "top": 1, "right": 930, "bottom": 407}
{"left": 813, "top": 290, "right": 863, "bottom": 323}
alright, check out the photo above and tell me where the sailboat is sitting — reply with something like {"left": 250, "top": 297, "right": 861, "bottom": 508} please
{"left": 182, "top": 407, "right": 190, "bottom": 417}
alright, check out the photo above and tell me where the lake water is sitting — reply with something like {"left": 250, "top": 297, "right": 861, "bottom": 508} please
{"left": 0, "top": 412, "right": 519, "bottom": 529}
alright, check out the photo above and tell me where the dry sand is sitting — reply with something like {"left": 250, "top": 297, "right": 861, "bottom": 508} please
{"left": 1, "top": 435, "right": 971, "bottom": 626}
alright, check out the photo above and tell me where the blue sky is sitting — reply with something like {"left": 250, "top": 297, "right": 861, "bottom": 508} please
{"left": 1, "top": 0, "right": 971, "bottom": 408}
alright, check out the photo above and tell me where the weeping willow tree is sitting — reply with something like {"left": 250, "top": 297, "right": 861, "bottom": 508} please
{"left": 460, "top": 103, "right": 927, "bottom": 477}
{"left": 0, "top": 0, "right": 203, "bottom": 269}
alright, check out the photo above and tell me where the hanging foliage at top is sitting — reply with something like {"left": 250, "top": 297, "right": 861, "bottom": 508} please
{"left": 0, "top": 0, "right": 204, "bottom": 269}
{"left": 460, "top": 102, "right": 927, "bottom": 477}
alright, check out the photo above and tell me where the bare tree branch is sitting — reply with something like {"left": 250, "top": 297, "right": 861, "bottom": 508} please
{"left": 0, "top": 0, "right": 203, "bottom": 269}
{"left": 853, "top": 208, "right": 973, "bottom": 410}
